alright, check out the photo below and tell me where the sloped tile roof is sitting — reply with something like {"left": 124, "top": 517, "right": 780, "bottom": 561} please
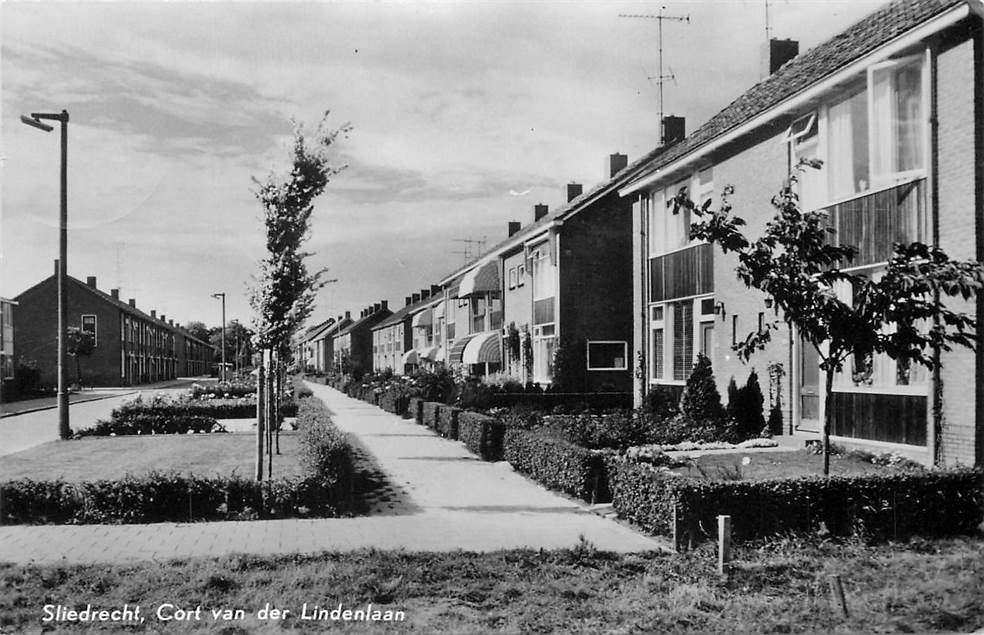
{"left": 374, "top": 296, "right": 436, "bottom": 330}
{"left": 630, "top": 0, "right": 963, "bottom": 181}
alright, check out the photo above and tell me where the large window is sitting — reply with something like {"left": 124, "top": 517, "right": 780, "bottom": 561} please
{"left": 531, "top": 246, "right": 554, "bottom": 300}
{"left": 824, "top": 54, "right": 926, "bottom": 200}
{"left": 532, "top": 323, "right": 556, "bottom": 384}
{"left": 587, "top": 341, "right": 627, "bottom": 371}
{"left": 650, "top": 296, "right": 713, "bottom": 383}
{"left": 649, "top": 170, "right": 712, "bottom": 257}
{"left": 81, "top": 314, "right": 98, "bottom": 347}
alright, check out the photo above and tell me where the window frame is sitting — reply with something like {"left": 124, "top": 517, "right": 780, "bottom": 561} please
{"left": 586, "top": 340, "right": 628, "bottom": 372}
{"left": 81, "top": 314, "right": 98, "bottom": 347}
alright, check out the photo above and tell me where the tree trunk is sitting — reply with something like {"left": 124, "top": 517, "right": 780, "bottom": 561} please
{"left": 823, "top": 367, "right": 834, "bottom": 476}
{"left": 266, "top": 351, "right": 274, "bottom": 479}
{"left": 275, "top": 361, "right": 282, "bottom": 455}
{"left": 255, "top": 358, "right": 265, "bottom": 481}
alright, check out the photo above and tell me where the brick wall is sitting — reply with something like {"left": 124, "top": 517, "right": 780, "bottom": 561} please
{"left": 936, "top": 32, "right": 980, "bottom": 466}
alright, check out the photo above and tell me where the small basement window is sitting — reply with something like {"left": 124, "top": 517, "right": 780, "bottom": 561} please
{"left": 586, "top": 341, "right": 628, "bottom": 371}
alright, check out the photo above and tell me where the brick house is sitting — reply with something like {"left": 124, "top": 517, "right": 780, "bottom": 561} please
{"left": 622, "top": 0, "right": 983, "bottom": 465}
{"left": 372, "top": 290, "right": 440, "bottom": 375}
{"left": 13, "top": 267, "right": 214, "bottom": 387}
{"left": 1, "top": 298, "right": 16, "bottom": 400}
{"left": 334, "top": 301, "right": 392, "bottom": 377}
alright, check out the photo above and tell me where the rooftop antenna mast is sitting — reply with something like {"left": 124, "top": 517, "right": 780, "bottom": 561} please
{"left": 765, "top": 0, "right": 772, "bottom": 42}
{"left": 452, "top": 237, "right": 487, "bottom": 265}
{"left": 620, "top": 6, "right": 689, "bottom": 144}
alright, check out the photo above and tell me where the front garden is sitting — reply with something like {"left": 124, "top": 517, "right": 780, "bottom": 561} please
{"left": 320, "top": 357, "right": 984, "bottom": 548}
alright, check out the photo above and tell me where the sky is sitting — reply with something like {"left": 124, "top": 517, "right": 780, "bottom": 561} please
{"left": 1, "top": 0, "right": 883, "bottom": 331}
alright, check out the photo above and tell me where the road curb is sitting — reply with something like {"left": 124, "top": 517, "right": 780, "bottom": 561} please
{"left": 0, "top": 391, "right": 138, "bottom": 418}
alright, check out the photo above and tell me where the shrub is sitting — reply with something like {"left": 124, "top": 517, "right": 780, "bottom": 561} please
{"left": 190, "top": 381, "right": 256, "bottom": 399}
{"left": 640, "top": 386, "right": 680, "bottom": 420}
{"left": 77, "top": 414, "right": 223, "bottom": 437}
{"left": 454, "top": 379, "right": 495, "bottom": 411}
{"left": 503, "top": 428, "right": 610, "bottom": 503}
{"left": 421, "top": 402, "right": 442, "bottom": 430}
{"left": 728, "top": 369, "right": 766, "bottom": 440}
{"left": 0, "top": 472, "right": 346, "bottom": 525}
{"left": 679, "top": 353, "right": 726, "bottom": 423}
{"left": 458, "top": 412, "right": 505, "bottom": 461}
{"left": 408, "top": 397, "right": 424, "bottom": 424}
{"left": 414, "top": 365, "right": 455, "bottom": 403}
{"left": 551, "top": 337, "right": 587, "bottom": 393}
{"left": 378, "top": 389, "right": 410, "bottom": 416}
{"left": 608, "top": 459, "right": 984, "bottom": 545}
{"left": 296, "top": 397, "right": 354, "bottom": 488}
{"left": 540, "top": 412, "right": 655, "bottom": 450}
{"left": 436, "top": 406, "right": 461, "bottom": 439}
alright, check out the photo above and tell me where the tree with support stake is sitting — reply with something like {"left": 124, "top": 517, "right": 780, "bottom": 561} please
{"left": 675, "top": 163, "right": 984, "bottom": 474}
{"left": 249, "top": 111, "right": 348, "bottom": 481}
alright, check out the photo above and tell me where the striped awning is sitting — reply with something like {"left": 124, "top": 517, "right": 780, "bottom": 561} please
{"left": 411, "top": 307, "right": 433, "bottom": 328}
{"left": 401, "top": 350, "right": 419, "bottom": 365}
{"left": 432, "top": 299, "right": 445, "bottom": 319}
{"left": 448, "top": 335, "right": 476, "bottom": 365}
{"left": 462, "top": 331, "right": 501, "bottom": 365}
{"left": 457, "top": 260, "right": 499, "bottom": 298}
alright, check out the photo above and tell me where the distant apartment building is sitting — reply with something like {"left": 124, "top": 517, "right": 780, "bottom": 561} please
{"left": 13, "top": 266, "right": 213, "bottom": 386}
{"left": 1, "top": 298, "right": 16, "bottom": 400}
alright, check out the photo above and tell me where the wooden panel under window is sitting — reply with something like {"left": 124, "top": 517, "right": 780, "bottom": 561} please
{"left": 650, "top": 243, "right": 713, "bottom": 302}
{"left": 533, "top": 297, "right": 555, "bottom": 325}
{"left": 829, "top": 392, "right": 927, "bottom": 446}
{"left": 827, "top": 178, "right": 926, "bottom": 267}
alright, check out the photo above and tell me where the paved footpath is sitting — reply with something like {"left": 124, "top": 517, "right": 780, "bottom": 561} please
{"left": 0, "top": 383, "right": 666, "bottom": 565}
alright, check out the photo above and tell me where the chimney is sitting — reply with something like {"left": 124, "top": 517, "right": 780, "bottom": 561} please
{"left": 405, "top": 296, "right": 413, "bottom": 306}
{"left": 430, "top": 284, "right": 441, "bottom": 297}
{"left": 380, "top": 300, "right": 388, "bottom": 311}
{"left": 110, "top": 288, "right": 120, "bottom": 300}
{"left": 534, "top": 203, "right": 549, "bottom": 222}
{"left": 160, "top": 314, "right": 166, "bottom": 323}
{"left": 151, "top": 310, "right": 157, "bottom": 319}
{"left": 344, "top": 311, "right": 351, "bottom": 320}
{"left": 86, "top": 276, "right": 97, "bottom": 288}
{"left": 661, "top": 116, "right": 686, "bottom": 146}
{"left": 567, "top": 183, "right": 583, "bottom": 202}
{"left": 373, "top": 302, "right": 381, "bottom": 313}
{"left": 128, "top": 299, "right": 136, "bottom": 308}
{"left": 169, "top": 319, "right": 174, "bottom": 326}
{"left": 421, "top": 288, "right": 430, "bottom": 300}
{"left": 508, "top": 221, "right": 521, "bottom": 237}
{"left": 762, "top": 38, "right": 799, "bottom": 76}
{"left": 609, "top": 153, "right": 628, "bottom": 178}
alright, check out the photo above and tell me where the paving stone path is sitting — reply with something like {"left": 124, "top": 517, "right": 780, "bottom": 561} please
{"left": 0, "top": 383, "right": 667, "bottom": 565}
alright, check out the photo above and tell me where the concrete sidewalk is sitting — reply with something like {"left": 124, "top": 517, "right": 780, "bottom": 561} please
{"left": 0, "top": 384, "right": 666, "bottom": 565}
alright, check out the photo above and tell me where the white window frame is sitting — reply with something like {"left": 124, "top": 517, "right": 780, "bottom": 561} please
{"left": 649, "top": 304, "right": 665, "bottom": 383}
{"left": 508, "top": 267, "right": 517, "bottom": 290}
{"left": 81, "top": 314, "right": 98, "bottom": 347}
{"left": 586, "top": 340, "right": 628, "bottom": 371}
{"left": 532, "top": 323, "right": 556, "bottom": 384}
{"left": 516, "top": 263, "right": 526, "bottom": 287}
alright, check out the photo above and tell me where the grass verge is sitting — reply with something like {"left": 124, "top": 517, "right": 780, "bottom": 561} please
{"left": 0, "top": 535, "right": 981, "bottom": 633}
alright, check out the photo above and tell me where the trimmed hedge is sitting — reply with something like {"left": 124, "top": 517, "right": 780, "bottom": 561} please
{"left": 409, "top": 397, "right": 424, "bottom": 424}
{"left": 436, "top": 406, "right": 461, "bottom": 439}
{"left": 76, "top": 414, "right": 223, "bottom": 437}
{"left": 378, "top": 391, "right": 410, "bottom": 416}
{"left": 609, "top": 459, "right": 984, "bottom": 545}
{"left": 422, "top": 402, "right": 442, "bottom": 431}
{"left": 458, "top": 412, "right": 505, "bottom": 461}
{"left": 0, "top": 473, "right": 342, "bottom": 525}
{"left": 503, "top": 428, "right": 610, "bottom": 503}
{"left": 296, "top": 396, "right": 354, "bottom": 487}
{"left": 540, "top": 412, "right": 656, "bottom": 450}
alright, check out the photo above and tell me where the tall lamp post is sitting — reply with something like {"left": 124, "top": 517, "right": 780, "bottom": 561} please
{"left": 21, "top": 110, "right": 70, "bottom": 439}
{"left": 212, "top": 292, "right": 226, "bottom": 381}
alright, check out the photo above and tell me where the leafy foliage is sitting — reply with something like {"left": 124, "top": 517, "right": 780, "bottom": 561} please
{"left": 295, "top": 396, "right": 354, "bottom": 487}
{"left": 503, "top": 428, "right": 610, "bottom": 503}
{"left": 727, "top": 369, "right": 766, "bottom": 440}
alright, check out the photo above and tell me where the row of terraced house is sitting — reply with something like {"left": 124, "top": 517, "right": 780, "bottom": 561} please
{"left": 300, "top": 0, "right": 984, "bottom": 467}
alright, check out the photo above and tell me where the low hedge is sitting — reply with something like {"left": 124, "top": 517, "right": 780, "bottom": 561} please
{"left": 458, "top": 412, "right": 505, "bottom": 461}
{"left": 378, "top": 390, "right": 410, "bottom": 416}
{"left": 296, "top": 396, "right": 354, "bottom": 487}
{"left": 0, "top": 473, "right": 342, "bottom": 525}
{"left": 503, "top": 428, "right": 610, "bottom": 503}
{"left": 104, "top": 398, "right": 298, "bottom": 424}
{"left": 436, "top": 406, "right": 461, "bottom": 439}
{"left": 76, "top": 414, "right": 223, "bottom": 437}
{"left": 609, "top": 460, "right": 984, "bottom": 546}
{"left": 540, "top": 412, "right": 656, "bottom": 450}
{"left": 408, "top": 397, "right": 424, "bottom": 424}
{"left": 422, "top": 402, "right": 442, "bottom": 430}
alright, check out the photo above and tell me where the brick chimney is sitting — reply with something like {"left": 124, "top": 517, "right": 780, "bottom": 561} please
{"left": 405, "top": 296, "right": 413, "bottom": 306}
{"left": 169, "top": 319, "right": 174, "bottom": 326}
{"left": 111, "top": 288, "right": 120, "bottom": 300}
{"left": 344, "top": 311, "right": 351, "bottom": 320}
{"left": 430, "top": 284, "right": 441, "bottom": 297}
{"left": 380, "top": 300, "right": 388, "bottom": 311}
{"left": 412, "top": 293, "right": 421, "bottom": 303}
{"left": 421, "top": 289, "right": 430, "bottom": 300}
{"left": 534, "top": 204, "right": 549, "bottom": 222}
{"left": 762, "top": 38, "right": 798, "bottom": 76}
{"left": 151, "top": 310, "right": 156, "bottom": 319}
{"left": 128, "top": 299, "right": 136, "bottom": 308}
{"left": 567, "top": 183, "right": 583, "bottom": 202}
{"left": 160, "top": 314, "right": 166, "bottom": 323}
{"left": 662, "top": 116, "right": 686, "bottom": 146}
{"left": 86, "top": 276, "right": 97, "bottom": 288}
{"left": 508, "top": 221, "right": 521, "bottom": 237}
{"left": 609, "top": 153, "right": 628, "bottom": 178}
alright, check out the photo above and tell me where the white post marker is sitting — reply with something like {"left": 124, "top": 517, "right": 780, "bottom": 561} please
{"left": 717, "top": 515, "right": 732, "bottom": 576}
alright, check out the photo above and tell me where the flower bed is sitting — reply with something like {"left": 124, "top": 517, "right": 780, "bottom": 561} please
{"left": 608, "top": 459, "right": 984, "bottom": 546}
{"left": 76, "top": 414, "right": 224, "bottom": 437}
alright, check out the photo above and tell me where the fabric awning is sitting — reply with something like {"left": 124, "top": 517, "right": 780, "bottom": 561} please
{"left": 432, "top": 299, "right": 445, "bottom": 319}
{"left": 401, "top": 350, "right": 419, "bottom": 365}
{"left": 448, "top": 335, "right": 476, "bottom": 365}
{"left": 411, "top": 308, "right": 433, "bottom": 328}
{"left": 457, "top": 260, "right": 499, "bottom": 298}
{"left": 419, "top": 346, "right": 439, "bottom": 361}
{"left": 462, "top": 331, "right": 501, "bottom": 365}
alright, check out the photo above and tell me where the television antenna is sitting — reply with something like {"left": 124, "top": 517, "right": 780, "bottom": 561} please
{"left": 452, "top": 237, "right": 487, "bottom": 265}
{"left": 620, "top": 7, "right": 690, "bottom": 144}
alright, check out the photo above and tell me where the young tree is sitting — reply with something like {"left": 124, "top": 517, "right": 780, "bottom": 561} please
{"left": 677, "top": 166, "right": 984, "bottom": 474}
{"left": 65, "top": 327, "right": 95, "bottom": 389}
{"left": 249, "top": 112, "right": 348, "bottom": 480}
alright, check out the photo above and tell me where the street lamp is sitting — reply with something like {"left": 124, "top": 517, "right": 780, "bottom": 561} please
{"left": 212, "top": 292, "right": 226, "bottom": 382}
{"left": 21, "top": 110, "right": 70, "bottom": 439}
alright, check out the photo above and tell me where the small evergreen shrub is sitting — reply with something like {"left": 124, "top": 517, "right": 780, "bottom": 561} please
{"left": 728, "top": 369, "right": 766, "bottom": 440}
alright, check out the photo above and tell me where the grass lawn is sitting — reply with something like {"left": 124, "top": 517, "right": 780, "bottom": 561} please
{"left": 0, "top": 535, "right": 981, "bottom": 633}
{"left": 670, "top": 449, "right": 916, "bottom": 480}
{"left": 0, "top": 433, "right": 306, "bottom": 482}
